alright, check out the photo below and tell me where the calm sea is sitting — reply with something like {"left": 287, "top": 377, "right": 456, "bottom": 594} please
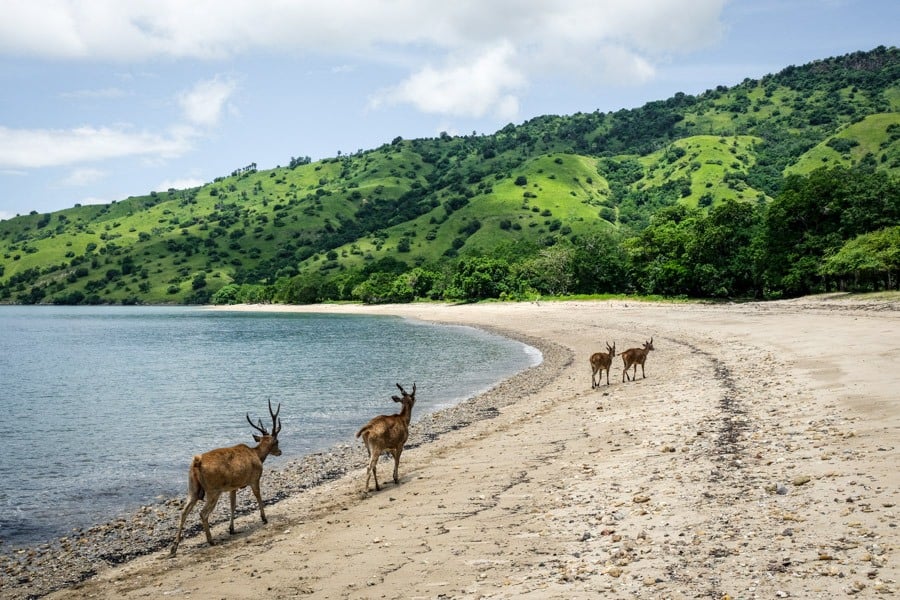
{"left": 0, "top": 306, "right": 539, "bottom": 548}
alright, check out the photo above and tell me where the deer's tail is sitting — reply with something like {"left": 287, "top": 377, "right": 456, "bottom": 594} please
{"left": 190, "top": 455, "right": 206, "bottom": 501}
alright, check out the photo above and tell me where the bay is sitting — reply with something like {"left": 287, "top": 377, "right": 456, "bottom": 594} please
{"left": 0, "top": 306, "right": 539, "bottom": 548}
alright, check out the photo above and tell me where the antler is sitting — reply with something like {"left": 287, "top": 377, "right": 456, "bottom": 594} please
{"left": 268, "top": 399, "right": 282, "bottom": 436}
{"left": 396, "top": 382, "right": 416, "bottom": 396}
{"left": 246, "top": 412, "right": 270, "bottom": 436}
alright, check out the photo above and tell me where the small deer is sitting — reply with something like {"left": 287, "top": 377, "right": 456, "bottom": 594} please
{"left": 356, "top": 383, "right": 416, "bottom": 492}
{"left": 622, "top": 337, "right": 654, "bottom": 382}
{"left": 590, "top": 341, "right": 616, "bottom": 388}
{"left": 169, "top": 400, "right": 282, "bottom": 557}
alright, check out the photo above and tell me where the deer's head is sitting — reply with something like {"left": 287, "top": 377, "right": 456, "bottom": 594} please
{"left": 392, "top": 382, "right": 417, "bottom": 412}
{"left": 246, "top": 399, "right": 283, "bottom": 456}
{"left": 606, "top": 341, "right": 616, "bottom": 357}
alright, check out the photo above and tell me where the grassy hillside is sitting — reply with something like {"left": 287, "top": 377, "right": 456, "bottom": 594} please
{"left": 1, "top": 46, "right": 898, "bottom": 304}
{"left": 786, "top": 112, "right": 900, "bottom": 175}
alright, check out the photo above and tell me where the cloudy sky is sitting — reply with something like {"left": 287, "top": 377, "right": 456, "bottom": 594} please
{"left": 0, "top": 0, "right": 896, "bottom": 219}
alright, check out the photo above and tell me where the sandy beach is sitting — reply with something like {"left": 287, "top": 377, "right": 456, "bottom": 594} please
{"left": 8, "top": 296, "right": 898, "bottom": 599}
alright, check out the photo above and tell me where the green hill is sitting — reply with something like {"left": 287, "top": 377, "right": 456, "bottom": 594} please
{"left": 1, "top": 46, "right": 898, "bottom": 304}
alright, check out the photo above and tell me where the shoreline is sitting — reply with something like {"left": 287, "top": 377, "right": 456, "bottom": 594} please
{"left": 0, "top": 319, "right": 569, "bottom": 600}
{"left": 6, "top": 297, "right": 899, "bottom": 599}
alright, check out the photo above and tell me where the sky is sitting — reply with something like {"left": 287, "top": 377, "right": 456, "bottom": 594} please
{"left": 0, "top": 1, "right": 897, "bottom": 220}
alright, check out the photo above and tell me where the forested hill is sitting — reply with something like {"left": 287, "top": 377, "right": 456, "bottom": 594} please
{"left": 2, "top": 46, "right": 899, "bottom": 305}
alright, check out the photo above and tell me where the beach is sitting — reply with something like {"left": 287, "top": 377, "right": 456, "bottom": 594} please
{"left": 6, "top": 296, "right": 898, "bottom": 599}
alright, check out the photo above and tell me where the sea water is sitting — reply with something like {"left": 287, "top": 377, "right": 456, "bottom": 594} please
{"left": 0, "top": 306, "right": 539, "bottom": 548}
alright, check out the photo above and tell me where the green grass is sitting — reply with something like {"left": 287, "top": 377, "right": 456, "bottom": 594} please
{"left": 787, "top": 113, "right": 900, "bottom": 176}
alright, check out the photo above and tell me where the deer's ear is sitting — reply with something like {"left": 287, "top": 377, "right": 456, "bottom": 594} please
{"left": 391, "top": 395, "right": 402, "bottom": 402}
{"left": 253, "top": 434, "right": 262, "bottom": 442}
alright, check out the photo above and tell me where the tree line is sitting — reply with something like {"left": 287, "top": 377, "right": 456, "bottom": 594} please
{"left": 209, "top": 165, "right": 899, "bottom": 305}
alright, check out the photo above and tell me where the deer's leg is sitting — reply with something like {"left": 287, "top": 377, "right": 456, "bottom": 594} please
{"left": 199, "top": 491, "right": 221, "bottom": 546}
{"left": 228, "top": 490, "right": 237, "bottom": 534}
{"left": 392, "top": 448, "right": 402, "bottom": 484}
{"left": 367, "top": 451, "right": 380, "bottom": 491}
{"left": 169, "top": 495, "right": 199, "bottom": 557}
{"left": 250, "top": 480, "right": 267, "bottom": 524}
{"left": 641, "top": 363, "right": 646, "bottom": 379}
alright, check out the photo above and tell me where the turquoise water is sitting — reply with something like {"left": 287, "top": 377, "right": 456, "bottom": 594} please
{"left": 0, "top": 306, "right": 539, "bottom": 547}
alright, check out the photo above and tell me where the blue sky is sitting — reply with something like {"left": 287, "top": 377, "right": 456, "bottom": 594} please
{"left": 0, "top": 0, "right": 897, "bottom": 220}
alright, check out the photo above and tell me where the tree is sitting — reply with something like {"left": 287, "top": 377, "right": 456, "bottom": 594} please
{"left": 571, "top": 230, "right": 630, "bottom": 294}
{"left": 211, "top": 284, "right": 240, "bottom": 304}
{"left": 446, "top": 256, "right": 511, "bottom": 300}
{"left": 625, "top": 205, "right": 695, "bottom": 296}
{"left": 352, "top": 272, "right": 396, "bottom": 304}
{"left": 515, "top": 245, "right": 575, "bottom": 296}
{"left": 390, "top": 267, "right": 437, "bottom": 301}
{"left": 820, "top": 226, "right": 900, "bottom": 290}
{"left": 763, "top": 166, "right": 900, "bottom": 296}
{"left": 684, "top": 200, "right": 763, "bottom": 297}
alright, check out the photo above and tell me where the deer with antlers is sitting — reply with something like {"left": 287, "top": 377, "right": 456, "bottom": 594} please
{"left": 356, "top": 383, "right": 416, "bottom": 492}
{"left": 590, "top": 341, "right": 616, "bottom": 388}
{"left": 169, "top": 400, "right": 282, "bottom": 556}
{"left": 622, "top": 337, "right": 654, "bottom": 382}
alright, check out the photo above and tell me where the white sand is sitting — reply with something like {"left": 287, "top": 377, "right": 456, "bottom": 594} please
{"left": 44, "top": 297, "right": 899, "bottom": 599}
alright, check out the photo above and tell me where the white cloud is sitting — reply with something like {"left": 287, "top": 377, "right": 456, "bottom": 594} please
{"left": 60, "top": 87, "right": 128, "bottom": 100}
{"left": 0, "top": 75, "right": 237, "bottom": 171}
{"left": 178, "top": 76, "right": 238, "bottom": 127}
{"left": 155, "top": 177, "right": 205, "bottom": 192}
{"left": 60, "top": 167, "right": 107, "bottom": 186}
{"left": 371, "top": 42, "right": 525, "bottom": 119}
{"left": 77, "top": 195, "right": 117, "bottom": 206}
{"left": 1, "top": 1, "right": 726, "bottom": 119}
{"left": 0, "top": 125, "right": 191, "bottom": 169}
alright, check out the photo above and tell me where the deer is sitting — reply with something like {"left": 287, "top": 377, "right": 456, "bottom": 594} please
{"left": 356, "top": 383, "right": 416, "bottom": 492}
{"left": 622, "top": 337, "right": 654, "bottom": 382}
{"left": 590, "top": 341, "right": 616, "bottom": 388}
{"left": 169, "top": 400, "right": 282, "bottom": 557}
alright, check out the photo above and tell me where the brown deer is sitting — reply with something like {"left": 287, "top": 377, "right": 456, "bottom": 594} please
{"left": 590, "top": 341, "right": 616, "bottom": 388}
{"left": 169, "top": 400, "right": 282, "bottom": 556}
{"left": 356, "top": 383, "right": 416, "bottom": 492}
{"left": 622, "top": 337, "right": 654, "bottom": 382}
